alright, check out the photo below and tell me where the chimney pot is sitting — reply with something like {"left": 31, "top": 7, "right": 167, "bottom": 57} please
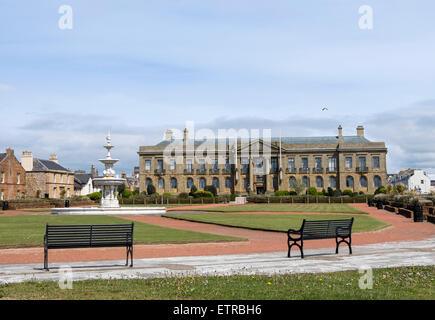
{"left": 357, "top": 125, "right": 365, "bottom": 137}
{"left": 338, "top": 125, "right": 343, "bottom": 138}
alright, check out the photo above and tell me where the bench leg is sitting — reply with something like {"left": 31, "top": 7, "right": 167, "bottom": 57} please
{"left": 288, "top": 239, "right": 304, "bottom": 258}
{"left": 130, "top": 246, "right": 133, "bottom": 267}
{"left": 126, "top": 246, "right": 133, "bottom": 267}
{"left": 336, "top": 236, "right": 352, "bottom": 255}
{"left": 44, "top": 248, "right": 49, "bottom": 271}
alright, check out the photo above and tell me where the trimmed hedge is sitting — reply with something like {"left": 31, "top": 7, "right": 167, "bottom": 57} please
{"left": 246, "top": 195, "right": 370, "bottom": 204}
{"left": 398, "top": 208, "right": 413, "bottom": 219}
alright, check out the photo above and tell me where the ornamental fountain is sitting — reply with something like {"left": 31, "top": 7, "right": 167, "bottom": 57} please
{"left": 51, "top": 133, "right": 165, "bottom": 216}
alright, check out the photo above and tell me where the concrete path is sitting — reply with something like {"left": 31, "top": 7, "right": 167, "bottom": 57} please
{"left": 1, "top": 237, "right": 434, "bottom": 284}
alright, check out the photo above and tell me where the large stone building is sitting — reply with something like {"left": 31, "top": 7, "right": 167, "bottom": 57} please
{"left": 21, "top": 152, "right": 74, "bottom": 199}
{"left": 138, "top": 126, "right": 388, "bottom": 195}
{"left": 0, "top": 148, "right": 26, "bottom": 200}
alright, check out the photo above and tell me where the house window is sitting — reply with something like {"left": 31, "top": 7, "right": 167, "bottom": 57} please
{"left": 329, "top": 176, "right": 337, "bottom": 188}
{"left": 186, "top": 159, "right": 193, "bottom": 173}
{"left": 170, "top": 159, "right": 176, "bottom": 171}
{"left": 157, "top": 159, "right": 163, "bottom": 171}
{"left": 345, "top": 157, "right": 353, "bottom": 169}
{"left": 244, "top": 178, "right": 248, "bottom": 190}
{"left": 315, "top": 158, "right": 322, "bottom": 169}
{"left": 145, "top": 178, "right": 152, "bottom": 187}
{"left": 170, "top": 178, "right": 177, "bottom": 189}
{"left": 372, "top": 156, "right": 380, "bottom": 168}
{"left": 289, "top": 176, "right": 296, "bottom": 188}
{"left": 199, "top": 159, "right": 206, "bottom": 172}
{"left": 0, "top": 190, "right": 3, "bottom": 200}
{"left": 212, "top": 159, "right": 218, "bottom": 172}
{"left": 316, "top": 176, "right": 323, "bottom": 188}
{"left": 1, "top": 172, "right": 4, "bottom": 183}
{"left": 225, "top": 158, "right": 231, "bottom": 173}
{"left": 199, "top": 177, "right": 206, "bottom": 189}
{"left": 17, "top": 173, "right": 20, "bottom": 184}
{"left": 374, "top": 176, "right": 381, "bottom": 188}
{"left": 187, "top": 177, "right": 193, "bottom": 189}
{"left": 273, "top": 177, "right": 278, "bottom": 190}
{"left": 329, "top": 158, "right": 336, "bottom": 171}
{"left": 346, "top": 176, "right": 354, "bottom": 188}
{"left": 360, "top": 176, "right": 368, "bottom": 188}
{"left": 158, "top": 178, "right": 164, "bottom": 189}
{"left": 288, "top": 158, "right": 295, "bottom": 170}
{"left": 17, "top": 191, "right": 20, "bottom": 200}
{"left": 53, "top": 174, "right": 57, "bottom": 183}
{"left": 145, "top": 160, "right": 151, "bottom": 171}
{"left": 225, "top": 177, "right": 232, "bottom": 188}
{"left": 53, "top": 187, "right": 57, "bottom": 198}
{"left": 302, "top": 176, "right": 309, "bottom": 188}
{"left": 359, "top": 157, "right": 367, "bottom": 169}
{"left": 271, "top": 157, "right": 278, "bottom": 173}
{"left": 212, "top": 177, "right": 219, "bottom": 189}
{"left": 301, "top": 158, "right": 308, "bottom": 170}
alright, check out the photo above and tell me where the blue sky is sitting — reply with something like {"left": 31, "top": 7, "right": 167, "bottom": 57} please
{"left": 0, "top": 1, "right": 434, "bottom": 177}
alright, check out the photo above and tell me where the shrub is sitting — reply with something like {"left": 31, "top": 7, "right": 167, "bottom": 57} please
{"left": 327, "top": 187, "right": 334, "bottom": 197}
{"left": 86, "top": 192, "right": 102, "bottom": 201}
{"left": 204, "top": 185, "right": 217, "bottom": 197}
{"left": 307, "top": 187, "right": 317, "bottom": 196}
{"left": 230, "top": 194, "right": 237, "bottom": 201}
{"left": 289, "top": 191, "right": 297, "bottom": 196}
{"left": 375, "top": 186, "right": 387, "bottom": 195}
{"left": 333, "top": 189, "right": 342, "bottom": 197}
{"left": 396, "top": 184, "right": 406, "bottom": 194}
{"left": 275, "top": 190, "right": 290, "bottom": 196}
{"left": 162, "top": 192, "right": 172, "bottom": 197}
{"left": 193, "top": 190, "right": 214, "bottom": 198}
{"left": 147, "top": 183, "right": 156, "bottom": 195}
{"left": 132, "top": 188, "right": 140, "bottom": 196}
{"left": 342, "top": 189, "right": 354, "bottom": 197}
{"left": 121, "top": 189, "right": 133, "bottom": 199}
{"left": 178, "top": 192, "right": 190, "bottom": 199}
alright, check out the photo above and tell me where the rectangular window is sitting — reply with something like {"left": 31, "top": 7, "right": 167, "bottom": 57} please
{"left": 17, "top": 173, "right": 20, "bottom": 184}
{"left": 225, "top": 158, "right": 231, "bottom": 172}
{"left": 53, "top": 174, "right": 57, "bottom": 183}
{"left": 1, "top": 172, "right": 4, "bottom": 183}
{"left": 315, "top": 157, "right": 322, "bottom": 169}
{"left": 288, "top": 158, "right": 295, "bottom": 170}
{"left": 345, "top": 157, "right": 353, "bottom": 169}
{"left": 157, "top": 159, "right": 163, "bottom": 171}
{"left": 170, "top": 159, "right": 176, "bottom": 170}
{"left": 186, "top": 159, "right": 193, "bottom": 172}
{"left": 271, "top": 157, "right": 278, "bottom": 173}
{"left": 302, "top": 158, "right": 308, "bottom": 169}
{"left": 372, "top": 156, "right": 380, "bottom": 168}
{"left": 145, "top": 160, "right": 151, "bottom": 171}
{"left": 241, "top": 158, "right": 249, "bottom": 173}
{"left": 244, "top": 178, "right": 248, "bottom": 189}
{"left": 359, "top": 157, "right": 366, "bottom": 169}
{"left": 329, "top": 157, "right": 336, "bottom": 170}
{"left": 0, "top": 190, "right": 3, "bottom": 200}
{"left": 199, "top": 159, "right": 206, "bottom": 171}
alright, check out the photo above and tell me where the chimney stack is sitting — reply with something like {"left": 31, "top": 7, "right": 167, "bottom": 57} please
{"left": 21, "top": 151, "right": 33, "bottom": 171}
{"left": 91, "top": 164, "right": 96, "bottom": 177}
{"left": 356, "top": 125, "right": 365, "bottom": 137}
{"left": 164, "top": 129, "right": 173, "bottom": 141}
{"left": 338, "top": 125, "right": 343, "bottom": 138}
{"left": 6, "top": 148, "right": 14, "bottom": 156}
{"left": 49, "top": 154, "right": 59, "bottom": 164}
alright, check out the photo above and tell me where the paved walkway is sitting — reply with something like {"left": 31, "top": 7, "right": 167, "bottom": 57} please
{"left": 1, "top": 237, "right": 434, "bottom": 284}
{"left": 1, "top": 204, "right": 434, "bottom": 267}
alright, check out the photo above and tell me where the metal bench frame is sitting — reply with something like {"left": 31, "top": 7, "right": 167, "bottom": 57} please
{"left": 43, "top": 223, "right": 134, "bottom": 270}
{"left": 287, "top": 218, "right": 354, "bottom": 258}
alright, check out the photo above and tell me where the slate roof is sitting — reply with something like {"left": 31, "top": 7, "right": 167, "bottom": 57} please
{"left": 154, "top": 136, "right": 370, "bottom": 148}
{"left": 31, "top": 158, "right": 70, "bottom": 172}
{"left": 0, "top": 153, "right": 6, "bottom": 162}
{"left": 74, "top": 173, "right": 92, "bottom": 185}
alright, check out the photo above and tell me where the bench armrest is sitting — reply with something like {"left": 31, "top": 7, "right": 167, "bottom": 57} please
{"left": 287, "top": 228, "right": 302, "bottom": 240}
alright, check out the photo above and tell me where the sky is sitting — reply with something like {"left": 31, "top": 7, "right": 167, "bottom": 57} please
{"left": 0, "top": 0, "right": 434, "bottom": 178}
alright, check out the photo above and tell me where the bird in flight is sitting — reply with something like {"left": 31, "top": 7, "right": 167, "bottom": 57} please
{"left": 321, "top": 107, "right": 328, "bottom": 111}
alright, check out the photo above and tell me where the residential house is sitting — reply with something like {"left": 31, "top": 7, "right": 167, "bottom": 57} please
{"left": 0, "top": 148, "right": 26, "bottom": 200}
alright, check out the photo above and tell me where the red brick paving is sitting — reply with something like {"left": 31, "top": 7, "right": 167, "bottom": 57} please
{"left": 0, "top": 204, "right": 434, "bottom": 265}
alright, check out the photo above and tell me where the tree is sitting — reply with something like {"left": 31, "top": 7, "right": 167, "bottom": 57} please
{"left": 117, "top": 184, "right": 126, "bottom": 194}
{"left": 189, "top": 185, "right": 198, "bottom": 196}
{"left": 293, "top": 179, "right": 305, "bottom": 196}
{"left": 396, "top": 184, "right": 406, "bottom": 194}
{"left": 122, "top": 189, "right": 133, "bottom": 199}
{"left": 307, "top": 187, "right": 318, "bottom": 196}
{"left": 147, "top": 183, "right": 156, "bottom": 195}
{"left": 204, "top": 185, "right": 217, "bottom": 197}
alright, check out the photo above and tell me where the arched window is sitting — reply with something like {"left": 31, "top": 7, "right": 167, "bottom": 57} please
{"left": 199, "top": 178, "right": 206, "bottom": 189}
{"left": 225, "top": 177, "right": 232, "bottom": 188}
{"left": 302, "top": 176, "right": 309, "bottom": 188}
{"left": 212, "top": 177, "right": 219, "bottom": 189}
{"left": 158, "top": 178, "right": 164, "bottom": 189}
{"left": 186, "top": 177, "right": 193, "bottom": 189}
{"left": 146, "top": 178, "right": 152, "bottom": 187}
{"left": 346, "top": 176, "right": 354, "bottom": 188}
{"left": 374, "top": 175, "right": 382, "bottom": 188}
{"left": 170, "top": 178, "right": 177, "bottom": 189}
{"left": 329, "top": 176, "right": 337, "bottom": 189}
{"left": 289, "top": 176, "right": 296, "bottom": 188}
{"left": 360, "top": 176, "right": 368, "bottom": 188}
{"left": 316, "top": 176, "right": 323, "bottom": 188}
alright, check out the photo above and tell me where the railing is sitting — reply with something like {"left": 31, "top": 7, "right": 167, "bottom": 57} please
{"left": 356, "top": 167, "right": 369, "bottom": 173}
{"left": 286, "top": 168, "right": 296, "bottom": 174}
{"left": 299, "top": 168, "right": 310, "bottom": 174}
{"left": 154, "top": 169, "right": 166, "bottom": 174}
{"left": 196, "top": 169, "right": 207, "bottom": 174}
{"left": 326, "top": 168, "right": 337, "bottom": 173}
{"left": 184, "top": 168, "right": 193, "bottom": 174}
{"left": 312, "top": 167, "right": 324, "bottom": 173}
{"left": 209, "top": 168, "right": 220, "bottom": 174}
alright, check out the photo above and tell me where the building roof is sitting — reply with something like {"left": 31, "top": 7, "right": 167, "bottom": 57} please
{"left": 0, "top": 153, "right": 6, "bottom": 162}
{"left": 74, "top": 173, "right": 92, "bottom": 185}
{"left": 32, "top": 158, "right": 71, "bottom": 172}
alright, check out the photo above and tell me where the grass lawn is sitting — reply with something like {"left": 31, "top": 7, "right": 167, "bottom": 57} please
{"left": 0, "top": 215, "right": 245, "bottom": 248}
{"left": 0, "top": 266, "right": 432, "bottom": 300}
{"left": 164, "top": 213, "right": 389, "bottom": 233}
{"left": 184, "top": 203, "right": 367, "bottom": 214}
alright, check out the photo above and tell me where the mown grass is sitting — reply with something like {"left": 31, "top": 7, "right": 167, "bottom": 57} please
{"left": 184, "top": 203, "right": 367, "bottom": 214}
{"left": 0, "top": 215, "right": 245, "bottom": 248}
{"left": 164, "top": 213, "right": 389, "bottom": 233}
{"left": 0, "top": 266, "right": 433, "bottom": 300}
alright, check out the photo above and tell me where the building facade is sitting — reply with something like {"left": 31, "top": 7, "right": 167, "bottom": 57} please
{"left": 389, "top": 169, "right": 431, "bottom": 194}
{"left": 138, "top": 126, "right": 388, "bottom": 195}
{"left": 21, "top": 152, "right": 74, "bottom": 199}
{"left": 0, "top": 148, "right": 26, "bottom": 200}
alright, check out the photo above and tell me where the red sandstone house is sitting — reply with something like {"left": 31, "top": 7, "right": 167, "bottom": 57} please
{"left": 0, "top": 148, "right": 27, "bottom": 200}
